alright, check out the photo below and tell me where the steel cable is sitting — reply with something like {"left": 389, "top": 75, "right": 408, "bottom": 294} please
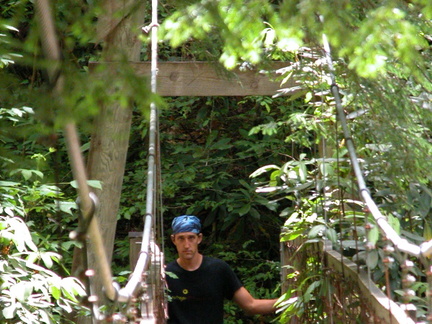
{"left": 118, "top": 1, "right": 163, "bottom": 317}
{"left": 321, "top": 34, "right": 423, "bottom": 258}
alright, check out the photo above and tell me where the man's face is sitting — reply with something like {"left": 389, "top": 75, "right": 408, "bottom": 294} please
{"left": 171, "top": 232, "right": 202, "bottom": 261}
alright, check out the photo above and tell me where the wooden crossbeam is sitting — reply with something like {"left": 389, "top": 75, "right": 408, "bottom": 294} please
{"left": 90, "top": 61, "right": 296, "bottom": 96}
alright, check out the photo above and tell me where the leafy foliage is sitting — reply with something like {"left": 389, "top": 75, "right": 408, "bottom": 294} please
{"left": 247, "top": 53, "right": 432, "bottom": 322}
{"left": 210, "top": 240, "right": 280, "bottom": 323}
{"left": 117, "top": 95, "right": 292, "bottom": 273}
{"left": 0, "top": 178, "right": 86, "bottom": 323}
{"left": 0, "top": 215, "right": 86, "bottom": 323}
{"left": 0, "top": 102, "right": 87, "bottom": 323}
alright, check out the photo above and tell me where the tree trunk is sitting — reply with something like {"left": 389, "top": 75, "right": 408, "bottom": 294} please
{"left": 72, "top": 1, "right": 146, "bottom": 323}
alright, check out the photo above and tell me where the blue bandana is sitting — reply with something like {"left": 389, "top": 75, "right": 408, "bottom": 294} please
{"left": 171, "top": 215, "right": 201, "bottom": 234}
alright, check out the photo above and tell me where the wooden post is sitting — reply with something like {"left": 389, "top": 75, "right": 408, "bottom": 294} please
{"left": 280, "top": 238, "right": 304, "bottom": 324}
{"left": 72, "top": 2, "right": 146, "bottom": 323}
{"left": 129, "top": 232, "right": 142, "bottom": 270}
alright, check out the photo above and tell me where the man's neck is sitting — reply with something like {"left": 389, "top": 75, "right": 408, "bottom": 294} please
{"left": 177, "top": 253, "right": 203, "bottom": 271}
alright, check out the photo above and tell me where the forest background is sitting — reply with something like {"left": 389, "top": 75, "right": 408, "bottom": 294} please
{"left": 1, "top": 0, "right": 432, "bottom": 323}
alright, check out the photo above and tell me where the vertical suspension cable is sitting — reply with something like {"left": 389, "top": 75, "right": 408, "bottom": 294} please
{"left": 333, "top": 109, "right": 348, "bottom": 321}
{"left": 148, "top": 1, "right": 166, "bottom": 320}
{"left": 321, "top": 126, "right": 334, "bottom": 324}
{"left": 118, "top": 0, "right": 161, "bottom": 308}
{"left": 351, "top": 177, "right": 360, "bottom": 272}
{"left": 316, "top": 43, "right": 334, "bottom": 323}
{"left": 150, "top": 0, "right": 164, "bottom": 265}
{"left": 143, "top": 0, "right": 159, "bottom": 262}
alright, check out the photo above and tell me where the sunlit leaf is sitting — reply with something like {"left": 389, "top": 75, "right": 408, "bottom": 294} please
{"left": 2, "top": 304, "right": 16, "bottom": 319}
{"left": 10, "top": 281, "right": 33, "bottom": 302}
{"left": 308, "top": 225, "right": 326, "bottom": 239}
{"left": 281, "top": 228, "right": 304, "bottom": 242}
{"left": 250, "top": 165, "right": 280, "bottom": 178}
{"left": 50, "top": 285, "right": 61, "bottom": 300}
{"left": 70, "top": 179, "right": 102, "bottom": 190}
{"left": 387, "top": 213, "right": 400, "bottom": 235}
{"left": 57, "top": 201, "right": 77, "bottom": 215}
{"left": 368, "top": 226, "right": 380, "bottom": 245}
{"left": 41, "top": 253, "right": 53, "bottom": 269}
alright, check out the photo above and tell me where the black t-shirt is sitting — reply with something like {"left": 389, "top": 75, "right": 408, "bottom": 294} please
{"left": 166, "top": 256, "right": 243, "bottom": 324}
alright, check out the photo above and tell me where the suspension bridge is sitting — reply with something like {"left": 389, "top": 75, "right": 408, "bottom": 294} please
{"left": 34, "top": 0, "right": 432, "bottom": 322}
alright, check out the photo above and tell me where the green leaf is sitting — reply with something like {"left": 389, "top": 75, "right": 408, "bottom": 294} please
{"left": 424, "top": 221, "right": 432, "bottom": 241}
{"left": 366, "top": 249, "right": 379, "bottom": 269}
{"left": 0, "top": 221, "right": 7, "bottom": 230}
{"left": 41, "top": 253, "right": 54, "bottom": 269}
{"left": 70, "top": 179, "right": 103, "bottom": 190}
{"left": 281, "top": 228, "right": 304, "bottom": 241}
{"left": 211, "top": 138, "right": 232, "bottom": 150}
{"left": 0, "top": 181, "right": 19, "bottom": 187}
{"left": 250, "top": 165, "right": 280, "bottom": 178}
{"left": 87, "top": 180, "right": 103, "bottom": 189}
{"left": 308, "top": 225, "right": 326, "bottom": 239}
{"left": 319, "top": 162, "right": 333, "bottom": 177}
{"left": 237, "top": 204, "right": 251, "bottom": 216}
{"left": 303, "top": 280, "right": 321, "bottom": 303}
{"left": 80, "top": 141, "right": 91, "bottom": 152}
{"left": 57, "top": 201, "right": 77, "bottom": 215}
{"left": 298, "top": 161, "right": 307, "bottom": 183}
{"left": 33, "top": 170, "right": 44, "bottom": 179}
{"left": 50, "top": 285, "right": 62, "bottom": 300}
{"left": 2, "top": 305, "right": 16, "bottom": 319}
{"left": 249, "top": 207, "right": 261, "bottom": 219}
{"left": 22, "top": 169, "right": 32, "bottom": 180}
{"left": 387, "top": 213, "right": 400, "bottom": 235}
{"left": 325, "top": 228, "right": 338, "bottom": 244}
{"left": 368, "top": 226, "right": 380, "bottom": 245}
{"left": 61, "top": 240, "right": 79, "bottom": 250}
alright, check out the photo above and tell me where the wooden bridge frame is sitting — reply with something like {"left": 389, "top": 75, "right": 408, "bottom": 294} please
{"left": 91, "top": 60, "right": 411, "bottom": 324}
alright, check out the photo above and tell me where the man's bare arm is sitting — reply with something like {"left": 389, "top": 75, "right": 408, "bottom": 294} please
{"left": 233, "top": 287, "right": 278, "bottom": 315}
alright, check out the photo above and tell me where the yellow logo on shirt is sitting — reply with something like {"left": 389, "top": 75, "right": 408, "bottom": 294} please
{"left": 182, "top": 289, "right": 188, "bottom": 295}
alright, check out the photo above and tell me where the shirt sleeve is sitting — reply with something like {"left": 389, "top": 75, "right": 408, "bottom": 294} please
{"left": 220, "top": 260, "right": 243, "bottom": 300}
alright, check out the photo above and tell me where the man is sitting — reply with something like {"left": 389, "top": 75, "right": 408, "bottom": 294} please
{"left": 166, "top": 215, "right": 278, "bottom": 323}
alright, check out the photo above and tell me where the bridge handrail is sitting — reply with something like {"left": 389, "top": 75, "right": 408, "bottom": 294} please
{"left": 322, "top": 34, "right": 429, "bottom": 259}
